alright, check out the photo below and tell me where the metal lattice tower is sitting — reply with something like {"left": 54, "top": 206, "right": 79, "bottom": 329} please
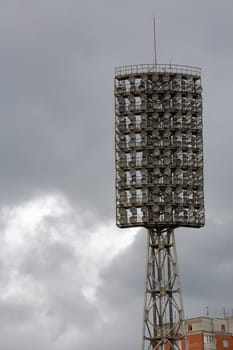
{"left": 143, "top": 228, "right": 185, "bottom": 350}
{"left": 114, "top": 64, "right": 205, "bottom": 350}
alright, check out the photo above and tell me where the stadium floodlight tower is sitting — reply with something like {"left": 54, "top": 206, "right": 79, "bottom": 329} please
{"left": 114, "top": 63, "right": 205, "bottom": 350}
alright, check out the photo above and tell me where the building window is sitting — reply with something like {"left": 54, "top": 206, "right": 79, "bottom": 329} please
{"left": 204, "top": 335, "right": 215, "bottom": 344}
{"left": 210, "top": 335, "right": 215, "bottom": 344}
{"left": 223, "top": 340, "right": 229, "bottom": 348}
{"left": 188, "top": 324, "right": 192, "bottom": 331}
{"left": 221, "top": 324, "right": 226, "bottom": 331}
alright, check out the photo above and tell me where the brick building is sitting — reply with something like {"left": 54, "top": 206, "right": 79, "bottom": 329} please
{"left": 184, "top": 317, "right": 233, "bottom": 350}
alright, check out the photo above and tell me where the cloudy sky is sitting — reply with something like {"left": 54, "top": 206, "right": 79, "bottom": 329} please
{"left": 0, "top": 0, "right": 232, "bottom": 349}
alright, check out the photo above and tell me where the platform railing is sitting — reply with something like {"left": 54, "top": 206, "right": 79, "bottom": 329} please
{"left": 115, "top": 64, "right": 201, "bottom": 77}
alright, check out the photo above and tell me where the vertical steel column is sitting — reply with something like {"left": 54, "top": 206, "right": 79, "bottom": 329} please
{"left": 142, "top": 228, "right": 186, "bottom": 350}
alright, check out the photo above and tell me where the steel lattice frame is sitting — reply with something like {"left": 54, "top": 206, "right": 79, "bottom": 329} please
{"left": 114, "top": 64, "right": 205, "bottom": 350}
{"left": 143, "top": 227, "right": 186, "bottom": 350}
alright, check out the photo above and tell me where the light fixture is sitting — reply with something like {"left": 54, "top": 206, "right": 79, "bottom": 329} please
{"left": 129, "top": 169, "right": 136, "bottom": 185}
{"left": 130, "top": 207, "right": 137, "bottom": 224}
{"left": 141, "top": 169, "right": 148, "bottom": 185}
{"left": 115, "top": 65, "right": 204, "bottom": 228}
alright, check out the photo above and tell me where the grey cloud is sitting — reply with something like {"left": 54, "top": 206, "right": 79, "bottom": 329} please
{"left": 97, "top": 230, "right": 146, "bottom": 309}
{"left": 0, "top": 1, "right": 159, "bottom": 212}
{"left": 20, "top": 234, "right": 77, "bottom": 280}
{"left": 176, "top": 218, "right": 233, "bottom": 317}
{"left": 91, "top": 231, "right": 146, "bottom": 350}
{"left": 0, "top": 0, "right": 232, "bottom": 349}
{"left": 0, "top": 296, "right": 35, "bottom": 327}
{"left": 0, "top": 0, "right": 231, "bottom": 222}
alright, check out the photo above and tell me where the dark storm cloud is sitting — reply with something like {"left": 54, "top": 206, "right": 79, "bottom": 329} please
{"left": 176, "top": 218, "right": 233, "bottom": 318}
{"left": 0, "top": 0, "right": 117, "bottom": 219}
{"left": 0, "top": 0, "right": 232, "bottom": 221}
{"left": 97, "top": 229, "right": 146, "bottom": 308}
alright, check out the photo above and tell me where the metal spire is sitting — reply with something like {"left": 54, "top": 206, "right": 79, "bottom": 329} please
{"left": 153, "top": 15, "right": 158, "bottom": 66}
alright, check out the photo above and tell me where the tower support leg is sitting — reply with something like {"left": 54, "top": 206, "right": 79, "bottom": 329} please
{"left": 142, "top": 227, "right": 187, "bottom": 350}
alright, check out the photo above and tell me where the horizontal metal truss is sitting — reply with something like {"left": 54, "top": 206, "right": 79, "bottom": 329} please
{"left": 142, "top": 227, "right": 186, "bottom": 350}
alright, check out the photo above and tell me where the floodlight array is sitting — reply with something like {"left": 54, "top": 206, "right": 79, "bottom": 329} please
{"left": 115, "top": 65, "right": 205, "bottom": 228}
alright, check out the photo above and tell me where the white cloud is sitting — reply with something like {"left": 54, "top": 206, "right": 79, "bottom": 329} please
{"left": 0, "top": 193, "right": 138, "bottom": 348}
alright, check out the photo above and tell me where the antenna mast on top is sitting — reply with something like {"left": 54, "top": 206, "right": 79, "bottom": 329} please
{"left": 153, "top": 15, "right": 157, "bottom": 66}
